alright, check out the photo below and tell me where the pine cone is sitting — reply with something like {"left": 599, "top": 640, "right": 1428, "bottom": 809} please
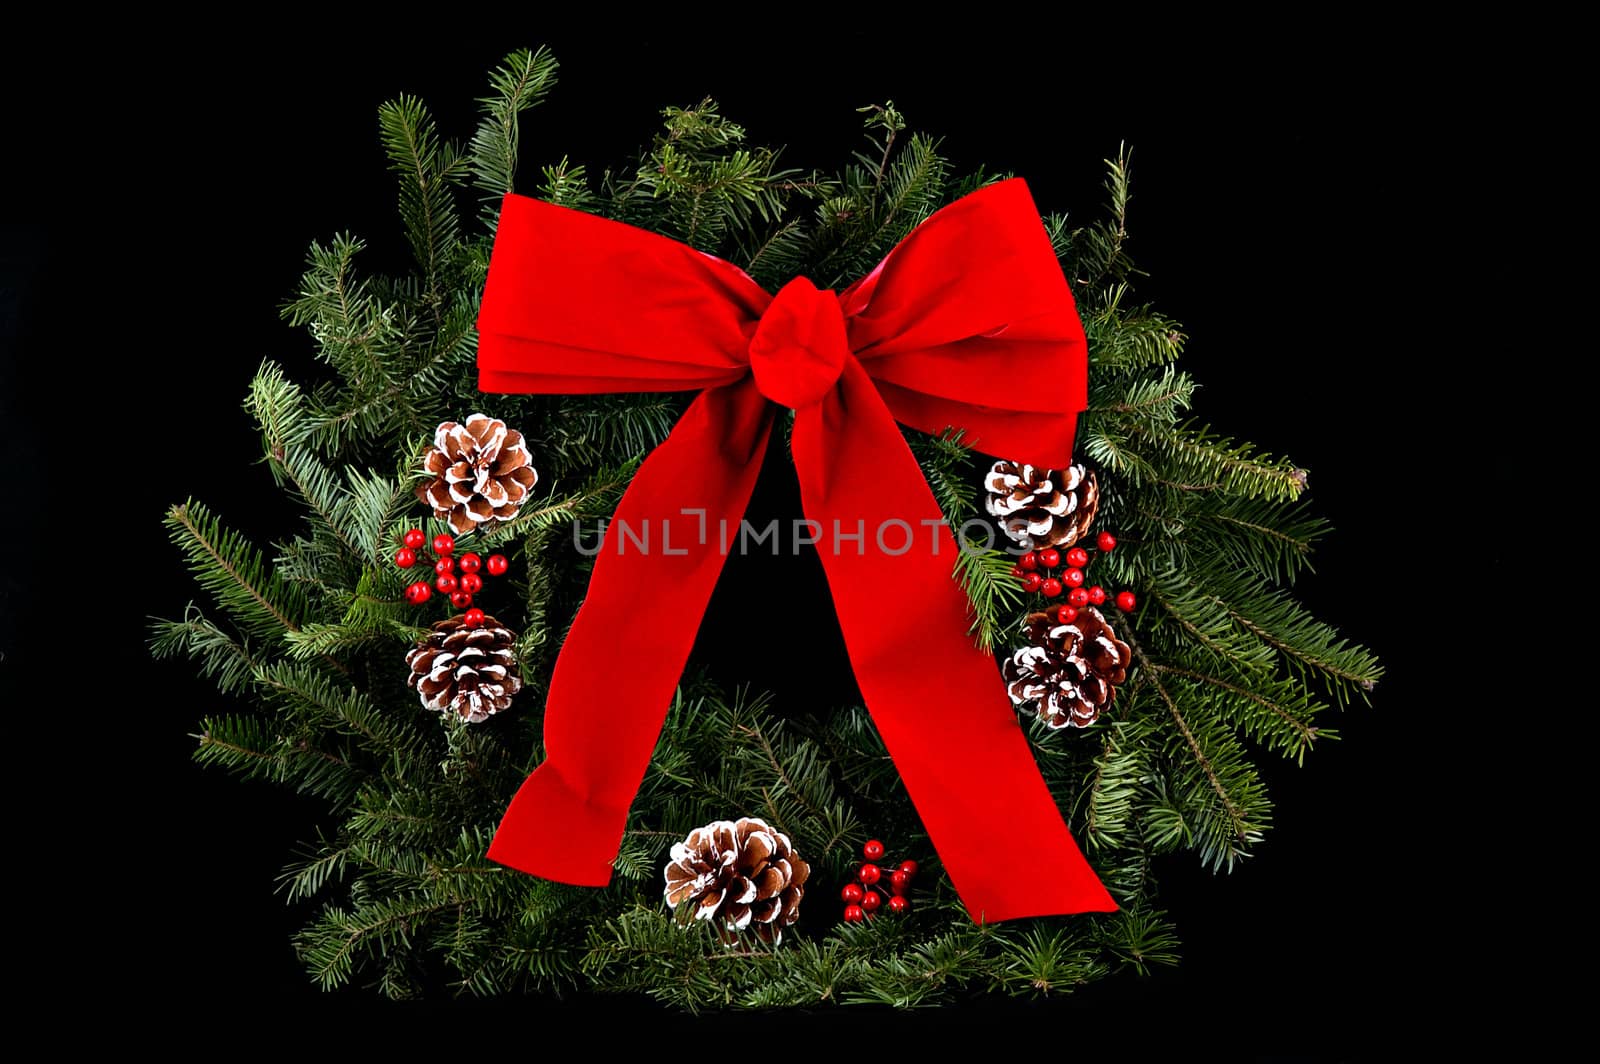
{"left": 984, "top": 461, "right": 1099, "bottom": 550}
{"left": 663, "top": 817, "right": 810, "bottom": 945}
{"left": 405, "top": 614, "right": 522, "bottom": 724}
{"left": 417, "top": 414, "right": 538, "bottom": 535}
{"left": 1003, "top": 607, "right": 1131, "bottom": 729}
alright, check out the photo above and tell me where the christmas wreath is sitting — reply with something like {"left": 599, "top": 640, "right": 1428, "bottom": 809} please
{"left": 154, "top": 47, "right": 1380, "bottom": 1006}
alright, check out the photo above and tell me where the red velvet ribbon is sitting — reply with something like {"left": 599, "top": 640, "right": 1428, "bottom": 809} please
{"left": 477, "top": 179, "right": 1115, "bottom": 922}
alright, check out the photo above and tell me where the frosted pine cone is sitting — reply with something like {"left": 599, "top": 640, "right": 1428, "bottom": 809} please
{"left": 663, "top": 817, "right": 810, "bottom": 945}
{"left": 1003, "top": 607, "right": 1131, "bottom": 729}
{"left": 984, "top": 461, "right": 1099, "bottom": 550}
{"left": 417, "top": 414, "right": 538, "bottom": 535}
{"left": 405, "top": 614, "right": 522, "bottom": 724}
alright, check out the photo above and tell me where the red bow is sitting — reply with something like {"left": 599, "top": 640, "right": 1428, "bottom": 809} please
{"left": 477, "top": 179, "right": 1114, "bottom": 922}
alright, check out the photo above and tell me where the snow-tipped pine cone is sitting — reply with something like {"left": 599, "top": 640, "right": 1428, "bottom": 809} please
{"left": 984, "top": 461, "right": 1099, "bottom": 550}
{"left": 417, "top": 414, "right": 538, "bottom": 535}
{"left": 405, "top": 614, "right": 522, "bottom": 724}
{"left": 663, "top": 817, "right": 810, "bottom": 945}
{"left": 1003, "top": 606, "right": 1131, "bottom": 729}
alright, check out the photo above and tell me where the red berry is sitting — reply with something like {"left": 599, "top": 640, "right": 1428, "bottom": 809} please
{"left": 1011, "top": 566, "right": 1025, "bottom": 579}
{"left": 404, "top": 581, "right": 432, "bottom": 604}
{"left": 1068, "top": 587, "right": 1090, "bottom": 607}
{"left": 863, "top": 839, "right": 886, "bottom": 861}
{"left": 460, "top": 572, "right": 484, "bottom": 594}
{"left": 1057, "top": 606, "right": 1078, "bottom": 623}
{"left": 434, "top": 557, "right": 455, "bottom": 576}
{"left": 1116, "top": 590, "right": 1137, "bottom": 611}
{"left": 888, "top": 896, "right": 909, "bottom": 914}
{"left": 435, "top": 572, "right": 458, "bottom": 594}
{"left": 486, "top": 554, "right": 509, "bottom": 576}
{"left": 403, "top": 528, "right": 426, "bottom": 550}
{"left": 1038, "top": 548, "right": 1061, "bottom": 569}
{"left": 431, "top": 533, "right": 455, "bottom": 555}
{"left": 1066, "top": 547, "right": 1089, "bottom": 568}
{"left": 463, "top": 607, "right": 486, "bottom": 628}
{"left": 1097, "top": 531, "right": 1117, "bottom": 552}
{"left": 1019, "top": 551, "right": 1039, "bottom": 571}
{"left": 861, "top": 891, "right": 883, "bottom": 912}
{"left": 451, "top": 590, "right": 473, "bottom": 609}
{"left": 859, "top": 863, "right": 882, "bottom": 886}
{"left": 898, "top": 860, "right": 918, "bottom": 878}
{"left": 1088, "top": 585, "right": 1107, "bottom": 605}
{"left": 458, "top": 552, "right": 482, "bottom": 574}
{"left": 394, "top": 548, "right": 417, "bottom": 569}
{"left": 841, "top": 883, "right": 864, "bottom": 904}
{"left": 890, "top": 869, "right": 911, "bottom": 893}
{"left": 1041, "top": 577, "right": 1063, "bottom": 598}
{"left": 1064, "top": 567, "right": 1085, "bottom": 588}
{"left": 1022, "top": 572, "right": 1043, "bottom": 593}
{"left": 843, "top": 904, "right": 866, "bottom": 923}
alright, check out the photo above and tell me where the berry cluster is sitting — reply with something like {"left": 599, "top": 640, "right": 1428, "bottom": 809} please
{"left": 393, "top": 528, "right": 509, "bottom": 627}
{"left": 1010, "top": 530, "right": 1136, "bottom": 612}
{"left": 840, "top": 838, "right": 918, "bottom": 923}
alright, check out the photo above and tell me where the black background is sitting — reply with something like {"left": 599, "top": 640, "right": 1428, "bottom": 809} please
{"left": 3, "top": 23, "right": 1508, "bottom": 1047}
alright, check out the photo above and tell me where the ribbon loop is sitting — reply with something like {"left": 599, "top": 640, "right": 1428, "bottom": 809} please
{"left": 748, "top": 277, "right": 850, "bottom": 409}
{"left": 477, "top": 179, "right": 1116, "bottom": 922}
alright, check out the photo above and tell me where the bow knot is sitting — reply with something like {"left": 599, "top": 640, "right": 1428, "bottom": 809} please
{"left": 476, "top": 178, "right": 1112, "bottom": 923}
{"left": 747, "top": 277, "right": 850, "bottom": 409}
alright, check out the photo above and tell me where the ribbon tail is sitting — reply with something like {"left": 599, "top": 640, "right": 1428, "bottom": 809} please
{"left": 488, "top": 382, "right": 773, "bottom": 885}
{"left": 792, "top": 359, "right": 1116, "bottom": 922}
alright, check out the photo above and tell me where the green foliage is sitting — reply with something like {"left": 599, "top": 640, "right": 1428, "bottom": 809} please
{"left": 953, "top": 545, "right": 1026, "bottom": 652}
{"left": 470, "top": 46, "right": 559, "bottom": 224}
{"left": 155, "top": 52, "right": 1377, "bottom": 1007}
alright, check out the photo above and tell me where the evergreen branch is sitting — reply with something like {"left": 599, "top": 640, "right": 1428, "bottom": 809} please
{"left": 281, "top": 235, "right": 396, "bottom": 388}
{"left": 345, "top": 467, "right": 410, "bottom": 560}
{"left": 249, "top": 364, "right": 361, "bottom": 558}
{"left": 256, "top": 662, "right": 401, "bottom": 747}
{"left": 733, "top": 720, "right": 817, "bottom": 844}
{"left": 150, "top": 606, "right": 262, "bottom": 695}
{"left": 1104, "top": 145, "right": 1131, "bottom": 262}
{"left": 536, "top": 157, "right": 598, "bottom": 211}
{"left": 1080, "top": 425, "right": 1160, "bottom": 486}
{"left": 1125, "top": 419, "right": 1307, "bottom": 501}
{"left": 1000, "top": 927, "right": 1108, "bottom": 994}
{"left": 279, "top": 837, "right": 351, "bottom": 902}
{"left": 856, "top": 101, "right": 904, "bottom": 187}
{"left": 1085, "top": 305, "right": 1185, "bottom": 369}
{"left": 283, "top": 617, "right": 414, "bottom": 660}
{"left": 1186, "top": 567, "right": 1382, "bottom": 695}
{"left": 164, "top": 500, "right": 304, "bottom": 637}
{"left": 1156, "top": 665, "right": 1328, "bottom": 763}
{"left": 1143, "top": 657, "right": 1253, "bottom": 860}
{"left": 1088, "top": 366, "right": 1195, "bottom": 419}
{"left": 1191, "top": 497, "right": 1327, "bottom": 584}
{"left": 1079, "top": 718, "right": 1148, "bottom": 852}
{"left": 742, "top": 216, "right": 805, "bottom": 277}
{"left": 349, "top": 804, "right": 449, "bottom": 839}
{"left": 470, "top": 46, "right": 559, "bottom": 215}
{"left": 953, "top": 546, "right": 1026, "bottom": 651}
{"left": 192, "top": 717, "right": 283, "bottom": 776}
{"left": 907, "top": 428, "right": 977, "bottom": 524}
{"left": 1097, "top": 907, "right": 1181, "bottom": 976}
{"left": 1148, "top": 571, "right": 1276, "bottom": 674}
{"left": 378, "top": 94, "right": 463, "bottom": 303}
{"left": 299, "top": 896, "right": 461, "bottom": 989}
{"left": 853, "top": 132, "right": 945, "bottom": 270}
